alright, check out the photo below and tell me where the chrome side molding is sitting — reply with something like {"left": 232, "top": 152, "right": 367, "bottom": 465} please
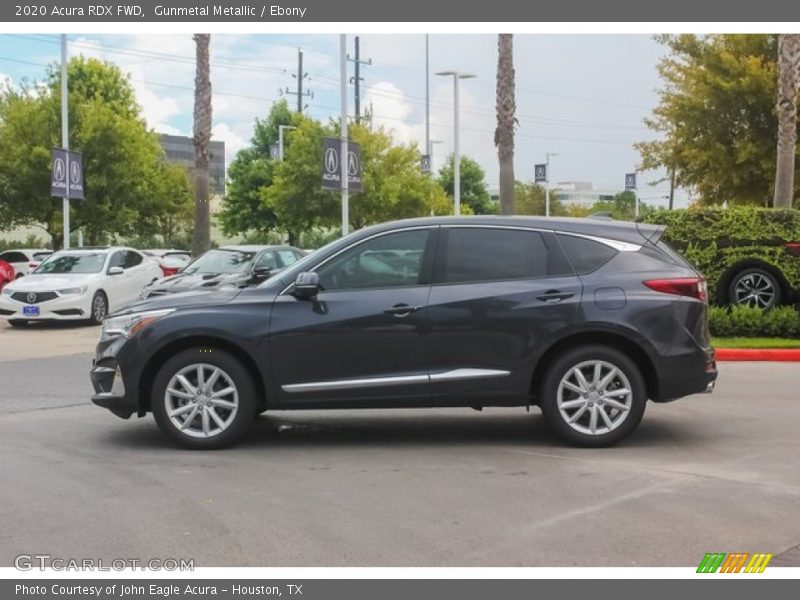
{"left": 282, "top": 368, "right": 510, "bottom": 393}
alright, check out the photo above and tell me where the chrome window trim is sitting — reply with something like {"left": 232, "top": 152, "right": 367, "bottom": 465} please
{"left": 282, "top": 368, "right": 510, "bottom": 393}
{"left": 555, "top": 231, "right": 641, "bottom": 252}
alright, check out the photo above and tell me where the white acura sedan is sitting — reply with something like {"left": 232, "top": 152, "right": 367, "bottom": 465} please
{"left": 0, "top": 247, "right": 162, "bottom": 326}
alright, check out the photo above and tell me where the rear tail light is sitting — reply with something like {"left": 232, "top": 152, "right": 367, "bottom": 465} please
{"left": 785, "top": 242, "right": 800, "bottom": 257}
{"left": 643, "top": 277, "right": 708, "bottom": 302}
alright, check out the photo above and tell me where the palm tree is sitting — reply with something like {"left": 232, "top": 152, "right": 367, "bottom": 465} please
{"left": 773, "top": 33, "right": 800, "bottom": 209}
{"left": 495, "top": 34, "right": 516, "bottom": 215}
{"left": 192, "top": 33, "right": 212, "bottom": 255}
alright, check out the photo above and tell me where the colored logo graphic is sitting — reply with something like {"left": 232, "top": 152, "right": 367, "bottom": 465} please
{"left": 697, "top": 552, "right": 772, "bottom": 573}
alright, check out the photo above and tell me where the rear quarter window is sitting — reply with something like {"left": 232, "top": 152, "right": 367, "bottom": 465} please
{"left": 557, "top": 234, "right": 617, "bottom": 274}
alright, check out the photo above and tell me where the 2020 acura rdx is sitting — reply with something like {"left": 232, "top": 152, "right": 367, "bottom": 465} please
{"left": 90, "top": 216, "right": 717, "bottom": 449}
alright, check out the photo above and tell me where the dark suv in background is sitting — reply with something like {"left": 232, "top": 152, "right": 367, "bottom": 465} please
{"left": 91, "top": 216, "right": 717, "bottom": 449}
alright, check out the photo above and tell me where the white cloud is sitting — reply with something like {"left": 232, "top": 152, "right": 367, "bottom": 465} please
{"left": 212, "top": 122, "right": 247, "bottom": 167}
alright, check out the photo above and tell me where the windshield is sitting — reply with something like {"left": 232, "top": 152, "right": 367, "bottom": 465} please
{"left": 183, "top": 249, "right": 255, "bottom": 275}
{"left": 34, "top": 253, "right": 106, "bottom": 274}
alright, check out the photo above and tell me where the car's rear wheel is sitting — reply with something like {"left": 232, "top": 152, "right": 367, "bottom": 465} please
{"left": 151, "top": 348, "right": 257, "bottom": 449}
{"left": 539, "top": 345, "right": 647, "bottom": 447}
{"left": 88, "top": 291, "right": 108, "bottom": 325}
{"left": 8, "top": 319, "right": 28, "bottom": 327}
{"left": 728, "top": 267, "right": 781, "bottom": 309}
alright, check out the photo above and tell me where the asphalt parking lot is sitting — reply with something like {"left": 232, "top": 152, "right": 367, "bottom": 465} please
{"left": 0, "top": 320, "right": 799, "bottom": 567}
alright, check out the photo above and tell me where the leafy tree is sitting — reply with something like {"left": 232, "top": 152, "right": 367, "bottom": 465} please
{"left": 437, "top": 154, "right": 496, "bottom": 215}
{"left": 263, "top": 116, "right": 338, "bottom": 246}
{"left": 218, "top": 100, "right": 295, "bottom": 238}
{"left": 586, "top": 191, "right": 655, "bottom": 220}
{"left": 0, "top": 57, "right": 191, "bottom": 248}
{"left": 347, "top": 123, "right": 454, "bottom": 228}
{"left": 514, "top": 181, "right": 566, "bottom": 216}
{"left": 637, "top": 34, "right": 781, "bottom": 207}
{"left": 263, "top": 120, "right": 455, "bottom": 245}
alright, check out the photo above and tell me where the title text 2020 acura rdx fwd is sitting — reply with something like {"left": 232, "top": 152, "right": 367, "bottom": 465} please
{"left": 91, "top": 216, "right": 717, "bottom": 449}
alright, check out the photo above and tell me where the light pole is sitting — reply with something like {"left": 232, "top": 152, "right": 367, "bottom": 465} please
{"left": 436, "top": 71, "right": 475, "bottom": 216}
{"left": 278, "top": 125, "right": 296, "bottom": 161}
{"left": 61, "top": 34, "right": 70, "bottom": 249}
{"left": 340, "top": 34, "right": 349, "bottom": 236}
{"left": 545, "top": 152, "right": 558, "bottom": 217}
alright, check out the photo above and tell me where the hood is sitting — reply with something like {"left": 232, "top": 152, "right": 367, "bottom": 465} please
{"left": 146, "top": 271, "right": 249, "bottom": 294}
{"left": 121, "top": 286, "right": 243, "bottom": 315}
{"left": 6, "top": 273, "right": 95, "bottom": 292}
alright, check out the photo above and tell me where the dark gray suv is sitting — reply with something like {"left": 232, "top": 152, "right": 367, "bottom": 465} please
{"left": 91, "top": 216, "right": 717, "bottom": 449}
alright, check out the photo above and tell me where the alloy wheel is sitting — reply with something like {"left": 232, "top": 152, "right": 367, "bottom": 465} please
{"left": 165, "top": 363, "right": 239, "bottom": 438}
{"left": 556, "top": 360, "right": 633, "bottom": 436}
{"left": 93, "top": 294, "right": 107, "bottom": 322}
{"left": 733, "top": 272, "right": 776, "bottom": 309}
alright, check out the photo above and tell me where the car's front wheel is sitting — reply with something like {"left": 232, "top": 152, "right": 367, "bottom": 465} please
{"left": 151, "top": 348, "right": 257, "bottom": 449}
{"left": 88, "top": 291, "right": 108, "bottom": 325}
{"left": 539, "top": 345, "right": 647, "bottom": 447}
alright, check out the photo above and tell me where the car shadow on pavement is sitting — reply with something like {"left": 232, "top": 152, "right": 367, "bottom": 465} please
{"left": 97, "top": 410, "right": 701, "bottom": 451}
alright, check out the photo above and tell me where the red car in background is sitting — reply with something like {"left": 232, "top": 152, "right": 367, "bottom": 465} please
{"left": 0, "top": 260, "right": 14, "bottom": 292}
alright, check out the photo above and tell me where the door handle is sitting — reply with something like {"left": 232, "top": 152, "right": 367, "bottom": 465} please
{"left": 536, "top": 290, "right": 575, "bottom": 303}
{"left": 383, "top": 304, "right": 422, "bottom": 317}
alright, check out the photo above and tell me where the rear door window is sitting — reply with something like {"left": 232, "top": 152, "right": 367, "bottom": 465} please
{"left": 439, "top": 228, "right": 570, "bottom": 284}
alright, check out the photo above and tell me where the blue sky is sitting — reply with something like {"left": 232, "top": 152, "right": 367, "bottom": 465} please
{"left": 0, "top": 33, "right": 677, "bottom": 204}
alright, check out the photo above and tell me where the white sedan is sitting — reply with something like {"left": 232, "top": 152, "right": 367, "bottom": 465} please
{"left": 0, "top": 247, "right": 162, "bottom": 326}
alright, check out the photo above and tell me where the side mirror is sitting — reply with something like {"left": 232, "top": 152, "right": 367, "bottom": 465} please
{"left": 251, "top": 266, "right": 272, "bottom": 282}
{"left": 107, "top": 266, "right": 124, "bottom": 276}
{"left": 293, "top": 272, "right": 320, "bottom": 299}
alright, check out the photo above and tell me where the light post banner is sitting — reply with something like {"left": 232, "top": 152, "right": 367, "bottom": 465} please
{"left": 534, "top": 163, "right": 547, "bottom": 183}
{"left": 3, "top": 0, "right": 800, "bottom": 22}
{"left": 321, "top": 137, "right": 362, "bottom": 193}
{"left": 50, "top": 148, "right": 84, "bottom": 200}
{"left": 625, "top": 172, "right": 637, "bottom": 191}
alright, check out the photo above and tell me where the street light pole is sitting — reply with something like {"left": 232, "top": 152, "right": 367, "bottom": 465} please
{"left": 436, "top": 71, "right": 475, "bottom": 216}
{"left": 61, "top": 34, "right": 70, "bottom": 250}
{"left": 278, "top": 125, "right": 296, "bottom": 161}
{"left": 425, "top": 34, "right": 430, "bottom": 157}
{"left": 340, "top": 34, "right": 349, "bottom": 236}
{"left": 545, "top": 152, "right": 558, "bottom": 217}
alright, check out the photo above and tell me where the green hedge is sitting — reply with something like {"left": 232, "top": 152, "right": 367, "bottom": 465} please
{"left": 643, "top": 207, "right": 800, "bottom": 305}
{"left": 709, "top": 305, "right": 800, "bottom": 338}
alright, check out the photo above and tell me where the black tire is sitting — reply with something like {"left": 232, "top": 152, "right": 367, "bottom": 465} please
{"left": 8, "top": 319, "right": 28, "bottom": 327}
{"left": 87, "top": 291, "right": 108, "bottom": 325}
{"left": 727, "top": 267, "right": 782, "bottom": 309}
{"left": 151, "top": 347, "right": 258, "bottom": 449}
{"left": 539, "top": 344, "right": 647, "bottom": 448}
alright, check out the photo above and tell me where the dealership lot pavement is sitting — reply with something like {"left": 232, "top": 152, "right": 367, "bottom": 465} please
{"left": 0, "top": 323, "right": 798, "bottom": 567}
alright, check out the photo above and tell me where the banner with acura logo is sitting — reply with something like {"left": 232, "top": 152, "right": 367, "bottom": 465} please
{"left": 321, "top": 137, "right": 362, "bottom": 192}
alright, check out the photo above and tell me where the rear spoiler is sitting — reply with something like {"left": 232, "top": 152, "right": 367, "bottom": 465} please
{"left": 635, "top": 221, "right": 667, "bottom": 245}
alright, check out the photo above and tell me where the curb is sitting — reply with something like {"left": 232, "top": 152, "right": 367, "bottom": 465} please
{"left": 715, "top": 348, "right": 800, "bottom": 362}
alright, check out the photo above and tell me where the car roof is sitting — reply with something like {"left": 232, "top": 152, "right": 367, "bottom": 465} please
{"left": 1, "top": 248, "right": 52, "bottom": 254}
{"left": 364, "top": 216, "right": 666, "bottom": 245}
{"left": 219, "top": 244, "right": 292, "bottom": 252}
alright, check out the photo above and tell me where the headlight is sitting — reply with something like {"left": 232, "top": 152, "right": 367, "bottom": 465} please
{"left": 57, "top": 286, "right": 87, "bottom": 295}
{"left": 1, "top": 287, "right": 12, "bottom": 296}
{"left": 101, "top": 308, "right": 175, "bottom": 338}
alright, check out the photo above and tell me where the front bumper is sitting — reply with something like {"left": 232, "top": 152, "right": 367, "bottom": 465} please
{"left": 90, "top": 358, "right": 138, "bottom": 419}
{"left": 0, "top": 293, "right": 90, "bottom": 320}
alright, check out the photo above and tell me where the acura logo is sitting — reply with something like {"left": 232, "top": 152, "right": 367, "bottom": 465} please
{"left": 347, "top": 150, "right": 360, "bottom": 177}
{"left": 26, "top": 293, "right": 37, "bottom": 303}
{"left": 324, "top": 147, "right": 339, "bottom": 174}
